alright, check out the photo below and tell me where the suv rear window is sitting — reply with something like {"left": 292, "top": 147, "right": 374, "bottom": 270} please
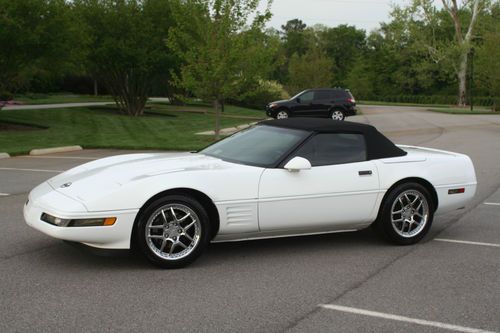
{"left": 332, "top": 90, "right": 348, "bottom": 99}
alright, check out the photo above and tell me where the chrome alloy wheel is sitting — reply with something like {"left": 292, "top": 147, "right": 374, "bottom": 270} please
{"left": 390, "top": 190, "right": 429, "bottom": 238}
{"left": 145, "top": 204, "right": 201, "bottom": 260}
{"left": 276, "top": 110, "right": 289, "bottom": 119}
{"left": 331, "top": 110, "right": 344, "bottom": 121}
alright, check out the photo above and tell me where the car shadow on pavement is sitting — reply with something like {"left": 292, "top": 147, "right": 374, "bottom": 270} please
{"left": 33, "top": 228, "right": 389, "bottom": 270}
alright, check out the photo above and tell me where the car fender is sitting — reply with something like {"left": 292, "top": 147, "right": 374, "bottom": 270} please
{"left": 373, "top": 150, "right": 477, "bottom": 215}
{"left": 83, "top": 167, "right": 265, "bottom": 235}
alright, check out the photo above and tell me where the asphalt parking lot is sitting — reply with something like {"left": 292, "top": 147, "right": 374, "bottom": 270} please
{"left": 1, "top": 106, "right": 499, "bottom": 332}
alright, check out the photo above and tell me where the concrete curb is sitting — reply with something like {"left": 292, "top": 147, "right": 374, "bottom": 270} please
{"left": 196, "top": 121, "right": 261, "bottom": 136}
{"left": 29, "top": 145, "right": 83, "bottom": 156}
{"left": 0, "top": 152, "right": 10, "bottom": 159}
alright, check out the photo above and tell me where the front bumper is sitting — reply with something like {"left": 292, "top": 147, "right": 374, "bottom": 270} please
{"left": 265, "top": 107, "right": 276, "bottom": 118}
{"left": 24, "top": 182, "right": 138, "bottom": 249}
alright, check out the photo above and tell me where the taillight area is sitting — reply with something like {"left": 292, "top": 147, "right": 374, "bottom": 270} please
{"left": 347, "top": 98, "right": 356, "bottom": 103}
{"left": 448, "top": 188, "right": 465, "bottom": 195}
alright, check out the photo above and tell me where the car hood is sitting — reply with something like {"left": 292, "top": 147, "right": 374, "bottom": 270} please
{"left": 47, "top": 153, "right": 233, "bottom": 203}
{"left": 269, "top": 99, "right": 289, "bottom": 105}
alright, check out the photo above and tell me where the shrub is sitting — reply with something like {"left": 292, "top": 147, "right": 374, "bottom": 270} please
{"left": 0, "top": 91, "right": 14, "bottom": 101}
{"left": 362, "top": 94, "right": 498, "bottom": 107}
{"left": 231, "top": 80, "right": 289, "bottom": 110}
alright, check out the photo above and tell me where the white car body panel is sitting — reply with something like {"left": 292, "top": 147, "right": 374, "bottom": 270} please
{"left": 24, "top": 145, "right": 477, "bottom": 249}
{"left": 378, "top": 145, "right": 477, "bottom": 213}
{"left": 258, "top": 161, "right": 379, "bottom": 231}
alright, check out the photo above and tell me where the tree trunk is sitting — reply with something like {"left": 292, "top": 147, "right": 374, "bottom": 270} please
{"left": 93, "top": 79, "right": 98, "bottom": 96}
{"left": 214, "top": 99, "right": 221, "bottom": 140}
{"left": 440, "top": 0, "right": 481, "bottom": 107}
{"left": 457, "top": 52, "right": 468, "bottom": 106}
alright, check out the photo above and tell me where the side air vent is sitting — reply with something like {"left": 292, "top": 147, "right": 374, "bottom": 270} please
{"left": 226, "top": 206, "right": 254, "bottom": 225}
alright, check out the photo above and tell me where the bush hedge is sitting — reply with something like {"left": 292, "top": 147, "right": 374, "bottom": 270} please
{"left": 229, "top": 80, "right": 289, "bottom": 110}
{"left": 363, "top": 94, "right": 499, "bottom": 107}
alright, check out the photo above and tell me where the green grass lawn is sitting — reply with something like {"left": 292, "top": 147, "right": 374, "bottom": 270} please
{"left": 427, "top": 107, "right": 499, "bottom": 114}
{"left": 0, "top": 104, "right": 266, "bottom": 155}
{"left": 147, "top": 103, "right": 266, "bottom": 119}
{"left": 15, "top": 93, "right": 114, "bottom": 105}
{"left": 359, "top": 100, "right": 453, "bottom": 108}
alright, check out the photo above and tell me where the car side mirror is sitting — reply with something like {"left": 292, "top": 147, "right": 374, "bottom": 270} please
{"left": 284, "top": 156, "right": 311, "bottom": 172}
{"left": 295, "top": 97, "right": 301, "bottom": 103}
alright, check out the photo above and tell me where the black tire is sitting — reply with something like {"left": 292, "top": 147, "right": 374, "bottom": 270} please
{"left": 136, "top": 195, "right": 211, "bottom": 268}
{"left": 330, "top": 109, "right": 345, "bottom": 121}
{"left": 275, "top": 109, "right": 290, "bottom": 119}
{"left": 374, "top": 182, "right": 434, "bottom": 245}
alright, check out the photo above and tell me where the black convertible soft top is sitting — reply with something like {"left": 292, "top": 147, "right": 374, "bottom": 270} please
{"left": 260, "top": 118, "right": 407, "bottom": 160}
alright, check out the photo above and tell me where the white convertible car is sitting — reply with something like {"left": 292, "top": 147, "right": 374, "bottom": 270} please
{"left": 24, "top": 119, "right": 477, "bottom": 268}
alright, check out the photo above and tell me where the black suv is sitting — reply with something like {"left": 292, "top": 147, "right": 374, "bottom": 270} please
{"left": 266, "top": 88, "right": 357, "bottom": 121}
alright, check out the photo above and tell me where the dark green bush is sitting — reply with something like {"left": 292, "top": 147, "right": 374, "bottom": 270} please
{"left": 229, "top": 80, "right": 290, "bottom": 110}
{"left": 0, "top": 91, "right": 13, "bottom": 101}
{"left": 363, "top": 95, "right": 498, "bottom": 107}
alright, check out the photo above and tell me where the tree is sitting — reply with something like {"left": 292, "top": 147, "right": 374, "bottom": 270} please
{"left": 440, "top": 0, "right": 484, "bottom": 105}
{"left": 286, "top": 47, "right": 334, "bottom": 95}
{"left": 318, "top": 24, "right": 366, "bottom": 87}
{"left": 75, "top": 0, "right": 177, "bottom": 116}
{"left": 409, "top": 0, "right": 485, "bottom": 105}
{"left": 168, "top": 0, "right": 275, "bottom": 139}
{"left": 280, "top": 19, "right": 309, "bottom": 57}
{"left": 346, "top": 56, "right": 375, "bottom": 100}
{"left": 475, "top": 18, "right": 500, "bottom": 109}
{"left": 373, "top": 9, "right": 448, "bottom": 95}
{"left": 0, "top": 0, "right": 84, "bottom": 97}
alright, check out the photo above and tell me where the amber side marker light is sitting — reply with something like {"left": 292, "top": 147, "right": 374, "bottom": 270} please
{"left": 448, "top": 188, "right": 465, "bottom": 195}
{"left": 41, "top": 213, "right": 117, "bottom": 227}
{"left": 103, "top": 217, "right": 117, "bottom": 226}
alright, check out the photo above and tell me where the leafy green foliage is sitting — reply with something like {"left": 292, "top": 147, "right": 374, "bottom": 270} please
{"left": 475, "top": 3, "right": 500, "bottom": 109}
{"left": 1, "top": 0, "right": 498, "bottom": 112}
{"left": 318, "top": 24, "right": 366, "bottom": 87}
{"left": 0, "top": 0, "right": 84, "bottom": 95}
{"left": 280, "top": 19, "right": 310, "bottom": 57}
{"left": 168, "top": 0, "right": 275, "bottom": 138}
{"left": 74, "top": 0, "right": 177, "bottom": 116}
{"left": 230, "top": 79, "right": 289, "bottom": 109}
{"left": 286, "top": 48, "right": 334, "bottom": 95}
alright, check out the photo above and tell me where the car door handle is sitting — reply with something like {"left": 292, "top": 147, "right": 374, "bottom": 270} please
{"left": 358, "top": 170, "right": 372, "bottom": 176}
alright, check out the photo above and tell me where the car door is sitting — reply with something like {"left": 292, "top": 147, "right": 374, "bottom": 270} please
{"left": 310, "top": 90, "right": 332, "bottom": 117}
{"left": 258, "top": 132, "right": 380, "bottom": 231}
{"left": 292, "top": 90, "right": 315, "bottom": 116}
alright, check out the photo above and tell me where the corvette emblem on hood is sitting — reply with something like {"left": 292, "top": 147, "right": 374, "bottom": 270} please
{"left": 60, "top": 182, "right": 72, "bottom": 188}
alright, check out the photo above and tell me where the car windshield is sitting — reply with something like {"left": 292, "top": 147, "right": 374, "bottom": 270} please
{"left": 200, "top": 125, "right": 309, "bottom": 167}
{"left": 290, "top": 90, "right": 308, "bottom": 100}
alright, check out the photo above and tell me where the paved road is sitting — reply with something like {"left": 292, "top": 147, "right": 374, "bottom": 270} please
{"left": 2, "top": 101, "right": 115, "bottom": 111}
{"left": 0, "top": 107, "right": 499, "bottom": 332}
{"left": 1, "top": 97, "right": 166, "bottom": 110}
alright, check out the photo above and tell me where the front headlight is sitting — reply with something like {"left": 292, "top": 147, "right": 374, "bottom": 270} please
{"left": 41, "top": 213, "right": 116, "bottom": 227}
{"left": 269, "top": 103, "right": 278, "bottom": 109}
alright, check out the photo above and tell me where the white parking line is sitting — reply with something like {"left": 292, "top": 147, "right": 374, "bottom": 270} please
{"left": 484, "top": 202, "right": 500, "bottom": 206}
{"left": 0, "top": 193, "right": 9, "bottom": 196}
{"left": 319, "top": 304, "right": 495, "bottom": 333}
{"left": 434, "top": 238, "right": 500, "bottom": 248}
{"left": 0, "top": 167, "right": 63, "bottom": 173}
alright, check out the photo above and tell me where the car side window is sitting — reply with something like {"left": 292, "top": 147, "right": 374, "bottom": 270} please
{"left": 313, "top": 90, "right": 330, "bottom": 101}
{"left": 332, "top": 90, "right": 345, "bottom": 99}
{"left": 299, "top": 91, "right": 314, "bottom": 103}
{"left": 292, "top": 133, "right": 367, "bottom": 166}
